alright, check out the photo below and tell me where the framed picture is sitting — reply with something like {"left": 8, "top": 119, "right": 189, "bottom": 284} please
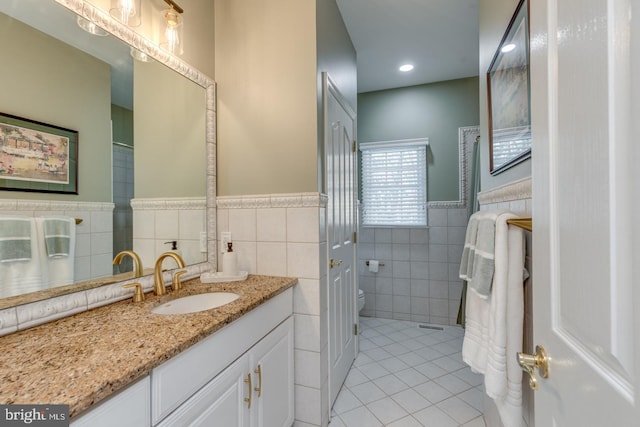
{"left": 487, "top": 0, "right": 531, "bottom": 175}
{"left": 0, "top": 112, "right": 78, "bottom": 194}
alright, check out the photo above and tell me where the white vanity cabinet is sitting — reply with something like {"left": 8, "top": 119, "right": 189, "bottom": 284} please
{"left": 152, "top": 288, "right": 294, "bottom": 427}
{"left": 157, "top": 317, "right": 293, "bottom": 427}
{"left": 69, "top": 287, "right": 294, "bottom": 427}
{"left": 70, "top": 376, "right": 151, "bottom": 427}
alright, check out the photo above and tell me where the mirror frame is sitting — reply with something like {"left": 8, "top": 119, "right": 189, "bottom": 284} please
{"left": 0, "top": 0, "right": 216, "bottom": 310}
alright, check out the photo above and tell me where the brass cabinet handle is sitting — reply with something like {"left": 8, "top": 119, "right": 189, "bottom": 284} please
{"left": 254, "top": 365, "right": 262, "bottom": 397}
{"left": 244, "top": 373, "right": 252, "bottom": 408}
{"left": 517, "top": 345, "right": 549, "bottom": 390}
{"left": 329, "top": 259, "right": 343, "bottom": 269}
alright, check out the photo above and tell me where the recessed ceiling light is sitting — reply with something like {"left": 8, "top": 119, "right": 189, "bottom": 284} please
{"left": 399, "top": 64, "right": 414, "bottom": 72}
{"left": 501, "top": 43, "right": 516, "bottom": 53}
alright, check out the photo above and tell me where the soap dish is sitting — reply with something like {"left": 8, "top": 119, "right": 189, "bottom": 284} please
{"left": 200, "top": 271, "right": 249, "bottom": 283}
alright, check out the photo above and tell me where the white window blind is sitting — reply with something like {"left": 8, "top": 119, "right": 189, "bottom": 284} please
{"left": 360, "top": 139, "right": 428, "bottom": 227}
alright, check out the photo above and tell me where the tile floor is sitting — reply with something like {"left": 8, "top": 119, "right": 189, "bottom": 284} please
{"left": 330, "top": 317, "right": 486, "bottom": 427}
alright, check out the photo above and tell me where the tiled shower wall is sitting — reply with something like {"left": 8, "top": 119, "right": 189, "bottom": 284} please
{"left": 358, "top": 207, "right": 469, "bottom": 326}
{"left": 112, "top": 144, "right": 134, "bottom": 273}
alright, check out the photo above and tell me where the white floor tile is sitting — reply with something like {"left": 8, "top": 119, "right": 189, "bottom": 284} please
{"left": 333, "top": 387, "right": 363, "bottom": 414}
{"left": 335, "top": 317, "right": 485, "bottom": 427}
{"left": 359, "top": 361, "right": 392, "bottom": 380}
{"left": 461, "top": 416, "right": 487, "bottom": 427}
{"left": 395, "top": 368, "right": 430, "bottom": 388}
{"left": 436, "top": 395, "right": 482, "bottom": 424}
{"left": 386, "top": 415, "right": 424, "bottom": 427}
{"left": 339, "top": 406, "right": 383, "bottom": 427}
{"left": 433, "top": 373, "right": 474, "bottom": 395}
{"left": 367, "top": 396, "right": 410, "bottom": 425}
{"left": 413, "top": 405, "right": 459, "bottom": 427}
{"left": 390, "top": 388, "right": 432, "bottom": 414}
{"left": 372, "top": 374, "right": 410, "bottom": 395}
{"left": 349, "top": 381, "right": 387, "bottom": 404}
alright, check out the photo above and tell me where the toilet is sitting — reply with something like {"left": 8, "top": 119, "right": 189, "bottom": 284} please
{"left": 358, "top": 289, "right": 365, "bottom": 312}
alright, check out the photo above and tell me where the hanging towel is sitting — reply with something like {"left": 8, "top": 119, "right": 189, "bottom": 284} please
{"left": 35, "top": 217, "right": 76, "bottom": 288}
{"left": 461, "top": 211, "right": 526, "bottom": 427}
{"left": 0, "top": 217, "right": 45, "bottom": 298}
{"left": 0, "top": 217, "right": 33, "bottom": 262}
{"left": 43, "top": 218, "right": 71, "bottom": 258}
{"left": 460, "top": 211, "right": 506, "bottom": 299}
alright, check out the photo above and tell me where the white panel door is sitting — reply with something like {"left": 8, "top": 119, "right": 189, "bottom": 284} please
{"left": 530, "top": 0, "right": 640, "bottom": 425}
{"left": 324, "top": 73, "right": 357, "bottom": 406}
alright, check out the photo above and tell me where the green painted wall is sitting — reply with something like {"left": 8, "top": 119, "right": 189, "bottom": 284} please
{"left": 358, "top": 77, "right": 479, "bottom": 201}
{"left": 0, "top": 13, "right": 111, "bottom": 202}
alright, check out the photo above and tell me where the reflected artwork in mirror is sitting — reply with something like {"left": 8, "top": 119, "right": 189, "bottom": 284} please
{"left": 0, "top": 0, "right": 216, "bottom": 309}
{"left": 487, "top": 0, "right": 531, "bottom": 175}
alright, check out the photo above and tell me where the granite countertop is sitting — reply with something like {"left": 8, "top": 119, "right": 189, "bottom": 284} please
{"left": 0, "top": 274, "right": 297, "bottom": 418}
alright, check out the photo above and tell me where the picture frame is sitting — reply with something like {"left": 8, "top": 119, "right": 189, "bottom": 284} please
{"left": 0, "top": 112, "right": 78, "bottom": 194}
{"left": 487, "top": 0, "right": 531, "bottom": 175}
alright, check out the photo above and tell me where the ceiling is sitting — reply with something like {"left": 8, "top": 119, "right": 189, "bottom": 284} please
{"left": 335, "top": 0, "right": 479, "bottom": 93}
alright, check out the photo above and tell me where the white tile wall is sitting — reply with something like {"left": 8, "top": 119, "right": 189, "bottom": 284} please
{"left": 131, "top": 198, "right": 207, "bottom": 269}
{"left": 217, "top": 192, "right": 329, "bottom": 427}
{"left": 359, "top": 207, "right": 468, "bottom": 326}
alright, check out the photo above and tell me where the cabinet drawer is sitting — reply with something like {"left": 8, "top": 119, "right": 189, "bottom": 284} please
{"left": 151, "top": 288, "right": 292, "bottom": 424}
{"left": 71, "top": 376, "right": 150, "bottom": 427}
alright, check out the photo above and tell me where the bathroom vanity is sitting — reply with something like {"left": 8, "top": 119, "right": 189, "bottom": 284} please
{"left": 0, "top": 275, "right": 296, "bottom": 427}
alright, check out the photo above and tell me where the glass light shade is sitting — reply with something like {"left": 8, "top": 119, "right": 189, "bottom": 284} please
{"left": 160, "top": 7, "right": 184, "bottom": 55}
{"left": 77, "top": 16, "right": 108, "bottom": 36}
{"left": 130, "top": 47, "right": 153, "bottom": 62}
{"left": 110, "top": 0, "right": 142, "bottom": 27}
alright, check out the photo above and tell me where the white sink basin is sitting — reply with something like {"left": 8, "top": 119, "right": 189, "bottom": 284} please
{"left": 151, "top": 292, "right": 240, "bottom": 315}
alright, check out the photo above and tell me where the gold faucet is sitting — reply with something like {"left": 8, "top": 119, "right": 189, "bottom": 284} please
{"left": 154, "top": 252, "right": 186, "bottom": 296}
{"left": 113, "top": 250, "right": 144, "bottom": 278}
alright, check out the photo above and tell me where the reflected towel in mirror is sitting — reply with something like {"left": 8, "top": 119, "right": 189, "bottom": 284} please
{"left": 0, "top": 217, "right": 33, "bottom": 262}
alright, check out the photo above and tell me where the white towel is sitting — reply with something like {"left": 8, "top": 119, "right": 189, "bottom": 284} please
{"left": 462, "top": 211, "right": 525, "bottom": 427}
{"left": 35, "top": 217, "right": 76, "bottom": 288}
{"left": 0, "top": 217, "right": 45, "bottom": 298}
{"left": 460, "top": 211, "right": 507, "bottom": 298}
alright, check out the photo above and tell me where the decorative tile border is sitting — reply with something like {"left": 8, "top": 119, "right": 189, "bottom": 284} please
{"left": 478, "top": 177, "right": 532, "bottom": 205}
{"left": 0, "top": 199, "right": 114, "bottom": 212}
{"left": 217, "top": 193, "right": 329, "bottom": 209}
{"left": 131, "top": 197, "right": 206, "bottom": 210}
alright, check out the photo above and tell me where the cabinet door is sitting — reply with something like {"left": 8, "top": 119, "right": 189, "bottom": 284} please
{"left": 249, "top": 317, "right": 294, "bottom": 427}
{"left": 157, "top": 355, "right": 251, "bottom": 427}
{"left": 71, "top": 376, "right": 150, "bottom": 427}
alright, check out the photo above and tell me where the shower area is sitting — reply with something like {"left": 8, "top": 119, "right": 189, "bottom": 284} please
{"left": 111, "top": 105, "right": 134, "bottom": 274}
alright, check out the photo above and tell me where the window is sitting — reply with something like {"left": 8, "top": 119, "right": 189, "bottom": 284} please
{"left": 360, "top": 138, "right": 428, "bottom": 227}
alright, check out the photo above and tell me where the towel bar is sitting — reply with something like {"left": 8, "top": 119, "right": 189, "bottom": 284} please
{"left": 365, "top": 260, "right": 385, "bottom": 267}
{"left": 507, "top": 217, "right": 532, "bottom": 232}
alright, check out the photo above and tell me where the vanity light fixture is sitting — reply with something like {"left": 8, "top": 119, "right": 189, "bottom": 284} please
{"left": 161, "top": 0, "right": 184, "bottom": 55}
{"left": 77, "top": 16, "right": 108, "bottom": 36}
{"left": 110, "top": 0, "right": 142, "bottom": 27}
{"left": 399, "top": 64, "right": 414, "bottom": 72}
{"left": 130, "top": 47, "right": 153, "bottom": 62}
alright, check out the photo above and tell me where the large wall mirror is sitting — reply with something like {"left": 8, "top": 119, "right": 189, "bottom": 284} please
{"left": 0, "top": 0, "right": 215, "bottom": 309}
